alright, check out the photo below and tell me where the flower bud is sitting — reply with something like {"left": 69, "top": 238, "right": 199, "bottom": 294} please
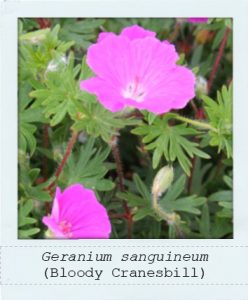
{"left": 152, "top": 165, "right": 174, "bottom": 197}
{"left": 196, "top": 75, "right": 208, "bottom": 97}
{"left": 46, "top": 55, "right": 67, "bottom": 73}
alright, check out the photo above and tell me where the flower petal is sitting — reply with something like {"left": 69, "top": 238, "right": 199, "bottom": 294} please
{"left": 58, "top": 184, "right": 111, "bottom": 239}
{"left": 51, "top": 187, "right": 61, "bottom": 222}
{"left": 188, "top": 18, "right": 208, "bottom": 23}
{"left": 80, "top": 77, "right": 125, "bottom": 112}
{"left": 42, "top": 216, "right": 65, "bottom": 238}
{"left": 141, "top": 65, "right": 196, "bottom": 114}
{"left": 97, "top": 32, "right": 116, "bottom": 42}
{"left": 85, "top": 35, "right": 134, "bottom": 86}
{"left": 120, "top": 24, "right": 156, "bottom": 40}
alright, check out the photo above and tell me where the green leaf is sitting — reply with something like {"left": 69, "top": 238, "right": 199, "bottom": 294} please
{"left": 59, "top": 18, "right": 106, "bottom": 50}
{"left": 209, "top": 190, "right": 232, "bottom": 202}
{"left": 162, "top": 174, "right": 186, "bottom": 202}
{"left": 133, "top": 174, "right": 151, "bottom": 201}
{"left": 60, "top": 137, "right": 115, "bottom": 192}
{"left": 19, "top": 228, "right": 40, "bottom": 238}
{"left": 202, "top": 84, "right": 232, "bottom": 157}
{"left": 133, "top": 207, "right": 155, "bottom": 221}
{"left": 72, "top": 99, "right": 140, "bottom": 143}
{"left": 161, "top": 195, "right": 206, "bottom": 215}
{"left": 199, "top": 203, "right": 210, "bottom": 238}
{"left": 132, "top": 115, "right": 209, "bottom": 175}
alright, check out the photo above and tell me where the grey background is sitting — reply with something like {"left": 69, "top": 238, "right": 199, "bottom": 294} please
{"left": 1, "top": 0, "right": 248, "bottom": 299}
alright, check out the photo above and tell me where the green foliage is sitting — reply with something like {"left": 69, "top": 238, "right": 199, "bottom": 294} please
{"left": 19, "top": 160, "right": 51, "bottom": 202}
{"left": 202, "top": 85, "right": 232, "bottom": 157}
{"left": 19, "top": 83, "right": 47, "bottom": 155}
{"left": 209, "top": 175, "right": 233, "bottom": 218}
{"left": 71, "top": 56, "right": 140, "bottom": 142}
{"left": 159, "top": 175, "right": 206, "bottom": 215}
{"left": 29, "top": 52, "right": 81, "bottom": 126}
{"left": 19, "top": 24, "right": 74, "bottom": 80}
{"left": 57, "top": 18, "right": 106, "bottom": 50}
{"left": 117, "top": 174, "right": 157, "bottom": 222}
{"left": 18, "top": 18, "right": 233, "bottom": 239}
{"left": 18, "top": 198, "right": 40, "bottom": 238}
{"left": 59, "top": 137, "right": 115, "bottom": 191}
{"left": 132, "top": 114, "right": 210, "bottom": 175}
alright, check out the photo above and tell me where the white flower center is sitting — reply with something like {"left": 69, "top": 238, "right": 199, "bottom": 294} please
{"left": 122, "top": 77, "right": 146, "bottom": 102}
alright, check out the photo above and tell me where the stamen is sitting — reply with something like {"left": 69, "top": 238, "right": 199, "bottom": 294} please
{"left": 59, "top": 220, "right": 72, "bottom": 237}
{"left": 122, "top": 76, "right": 146, "bottom": 102}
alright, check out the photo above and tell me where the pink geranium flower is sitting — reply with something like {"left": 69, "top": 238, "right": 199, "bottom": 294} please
{"left": 188, "top": 18, "right": 208, "bottom": 23}
{"left": 80, "top": 25, "right": 195, "bottom": 114}
{"left": 42, "top": 184, "right": 111, "bottom": 239}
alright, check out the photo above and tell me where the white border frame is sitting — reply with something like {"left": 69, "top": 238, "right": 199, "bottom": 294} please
{"left": 1, "top": 0, "right": 248, "bottom": 299}
{"left": 1, "top": 0, "right": 248, "bottom": 245}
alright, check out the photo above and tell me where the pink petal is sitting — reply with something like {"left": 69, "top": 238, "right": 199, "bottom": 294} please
{"left": 51, "top": 187, "right": 61, "bottom": 222}
{"left": 130, "top": 37, "right": 179, "bottom": 80}
{"left": 42, "top": 216, "right": 65, "bottom": 238}
{"left": 85, "top": 35, "right": 134, "bottom": 86}
{"left": 120, "top": 24, "right": 156, "bottom": 40}
{"left": 59, "top": 184, "right": 111, "bottom": 238}
{"left": 80, "top": 77, "right": 125, "bottom": 112}
{"left": 97, "top": 32, "right": 116, "bottom": 42}
{"left": 80, "top": 25, "right": 195, "bottom": 115}
{"left": 188, "top": 18, "right": 208, "bottom": 23}
{"left": 141, "top": 66, "right": 196, "bottom": 114}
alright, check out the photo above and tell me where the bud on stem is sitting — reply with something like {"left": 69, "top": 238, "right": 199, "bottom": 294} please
{"left": 152, "top": 165, "right": 181, "bottom": 233}
{"left": 152, "top": 165, "right": 174, "bottom": 198}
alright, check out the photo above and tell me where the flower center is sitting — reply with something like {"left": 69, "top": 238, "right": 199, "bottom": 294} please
{"left": 122, "top": 76, "right": 146, "bottom": 102}
{"left": 59, "top": 220, "right": 72, "bottom": 237}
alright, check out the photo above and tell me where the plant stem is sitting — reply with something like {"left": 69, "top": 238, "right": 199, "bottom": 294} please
{"left": 36, "top": 18, "right": 51, "bottom": 29}
{"left": 111, "top": 136, "right": 133, "bottom": 239}
{"left": 111, "top": 136, "right": 125, "bottom": 192}
{"left": 208, "top": 27, "right": 231, "bottom": 92}
{"left": 46, "top": 130, "right": 78, "bottom": 193}
{"left": 174, "top": 115, "right": 218, "bottom": 132}
{"left": 152, "top": 193, "right": 182, "bottom": 238}
{"left": 169, "top": 22, "right": 181, "bottom": 42}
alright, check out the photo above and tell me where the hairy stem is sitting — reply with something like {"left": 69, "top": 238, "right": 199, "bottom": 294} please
{"left": 208, "top": 27, "right": 231, "bottom": 92}
{"left": 152, "top": 193, "right": 182, "bottom": 238}
{"left": 111, "top": 136, "right": 133, "bottom": 239}
{"left": 169, "top": 22, "right": 181, "bottom": 42}
{"left": 46, "top": 130, "right": 78, "bottom": 193}
{"left": 174, "top": 115, "right": 218, "bottom": 132}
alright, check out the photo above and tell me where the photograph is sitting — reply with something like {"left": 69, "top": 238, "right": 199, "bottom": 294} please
{"left": 18, "top": 17, "right": 233, "bottom": 239}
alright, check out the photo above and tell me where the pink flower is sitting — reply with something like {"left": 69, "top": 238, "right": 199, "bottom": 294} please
{"left": 42, "top": 184, "right": 111, "bottom": 239}
{"left": 188, "top": 18, "right": 208, "bottom": 23}
{"left": 80, "top": 25, "right": 195, "bottom": 114}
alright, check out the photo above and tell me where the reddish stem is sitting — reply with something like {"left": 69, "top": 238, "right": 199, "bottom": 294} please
{"left": 36, "top": 18, "right": 51, "bottom": 212}
{"left": 169, "top": 22, "right": 181, "bottom": 42}
{"left": 46, "top": 131, "right": 78, "bottom": 193}
{"left": 36, "top": 18, "right": 51, "bottom": 29}
{"left": 111, "top": 136, "right": 133, "bottom": 238}
{"left": 187, "top": 156, "right": 196, "bottom": 194}
{"left": 208, "top": 27, "right": 231, "bottom": 92}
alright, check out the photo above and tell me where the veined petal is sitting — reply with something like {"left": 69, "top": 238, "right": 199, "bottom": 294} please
{"left": 141, "top": 65, "right": 196, "bottom": 114}
{"left": 80, "top": 77, "right": 125, "bottom": 112}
